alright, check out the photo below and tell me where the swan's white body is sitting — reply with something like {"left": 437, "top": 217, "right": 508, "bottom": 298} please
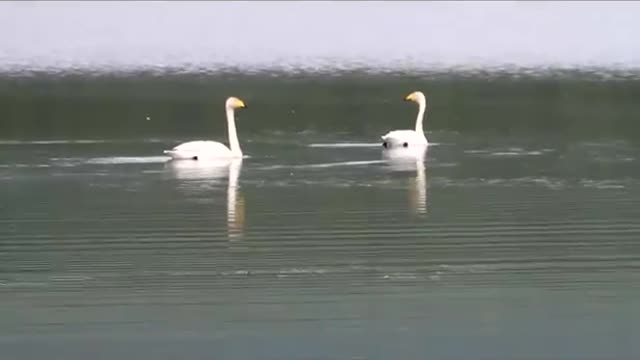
{"left": 381, "top": 91, "right": 429, "bottom": 149}
{"left": 164, "top": 141, "right": 234, "bottom": 160}
{"left": 381, "top": 130, "right": 427, "bottom": 148}
{"left": 164, "top": 97, "right": 246, "bottom": 160}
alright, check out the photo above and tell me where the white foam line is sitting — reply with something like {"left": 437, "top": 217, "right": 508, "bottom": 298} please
{"left": 257, "top": 159, "right": 386, "bottom": 170}
{"left": 0, "top": 139, "right": 171, "bottom": 145}
{"left": 309, "top": 142, "right": 443, "bottom": 148}
{"left": 488, "top": 151, "right": 547, "bottom": 157}
{"left": 0, "top": 164, "right": 51, "bottom": 168}
{"left": 50, "top": 156, "right": 170, "bottom": 166}
{"left": 0, "top": 140, "right": 109, "bottom": 145}
{"left": 85, "top": 156, "right": 170, "bottom": 165}
{"left": 308, "top": 143, "right": 381, "bottom": 148}
{"left": 298, "top": 160, "right": 386, "bottom": 168}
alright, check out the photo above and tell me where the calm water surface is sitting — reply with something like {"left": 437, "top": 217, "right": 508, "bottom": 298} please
{"left": 1, "top": 128, "right": 639, "bottom": 359}
{"left": 0, "top": 55, "right": 639, "bottom": 360}
{"left": 2, "top": 2, "right": 640, "bottom": 358}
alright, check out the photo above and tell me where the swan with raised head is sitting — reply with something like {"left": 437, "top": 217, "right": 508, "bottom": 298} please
{"left": 381, "top": 91, "right": 428, "bottom": 149}
{"left": 164, "top": 96, "right": 247, "bottom": 160}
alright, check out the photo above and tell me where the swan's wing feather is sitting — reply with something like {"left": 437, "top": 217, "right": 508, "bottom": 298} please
{"left": 382, "top": 130, "right": 418, "bottom": 141}
{"left": 164, "top": 141, "right": 232, "bottom": 159}
{"left": 381, "top": 130, "right": 428, "bottom": 147}
{"left": 170, "top": 141, "right": 227, "bottom": 152}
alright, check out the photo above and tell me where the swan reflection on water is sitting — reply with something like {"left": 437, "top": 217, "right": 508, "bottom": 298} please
{"left": 382, "top": 146, "right": 428, "bottom": 215}
{"left": 164, "top": 158, "right": 245, "bottom": 241}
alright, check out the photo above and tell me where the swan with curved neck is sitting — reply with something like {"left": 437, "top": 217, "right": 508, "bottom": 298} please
{"left": 164, "top": 96, "right": 247, "bottom": 160}
{"left": 381, "top": 91, "right": 428, "bottom": 149}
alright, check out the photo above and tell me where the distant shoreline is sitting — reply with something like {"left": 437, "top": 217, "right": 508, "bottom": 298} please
{"left": 1, "top": 63, "right": 640, "bottom": 81}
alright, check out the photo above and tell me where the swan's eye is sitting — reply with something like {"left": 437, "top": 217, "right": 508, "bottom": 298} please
{"left": 382, "top": 142, "right": 388, "bottom": 148}
{"left": 403, "top": 142, "right": 408, "bottom": 148}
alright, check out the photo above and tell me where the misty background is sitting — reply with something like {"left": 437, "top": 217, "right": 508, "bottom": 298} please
{"left": 0, "top": 1, "right": 639, "bottom": 73}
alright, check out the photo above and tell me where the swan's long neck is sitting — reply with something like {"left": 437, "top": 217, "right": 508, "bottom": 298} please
{"left": 415, "top": 99, "right": 426, "bottom": 135}
{"left": 226, "top": 107, "right": 242, "bottom": 157}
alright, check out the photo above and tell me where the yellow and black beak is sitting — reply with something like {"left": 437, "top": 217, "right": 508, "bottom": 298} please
{"left": 405, "top": 93, "right": 415, "bottom": 102}
{"left": 238, "top": 99, "right": 247, "bottom": 108}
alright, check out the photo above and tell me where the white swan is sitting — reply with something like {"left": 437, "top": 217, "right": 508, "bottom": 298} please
{"left": 381, "top": 91, "right": 428, "bottom": 149}
{"left": 163, "top": 96, "right": 247, "bottom": 160}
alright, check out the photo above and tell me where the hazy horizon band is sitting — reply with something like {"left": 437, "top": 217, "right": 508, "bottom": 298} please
{"left": 1, "top": 1, "right": 639, "bottom": 73}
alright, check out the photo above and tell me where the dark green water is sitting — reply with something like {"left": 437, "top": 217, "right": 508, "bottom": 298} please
{"left": 1, "top": 70, "right": 640, "bottom": 360}
{"left": 2, "top": 69, "right": 640, "bottom": 140}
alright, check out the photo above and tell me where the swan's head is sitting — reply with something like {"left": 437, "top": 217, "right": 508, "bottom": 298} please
{"left": 225, "top": 97, "right": 247, "bottom": 110}
{"left": 405, "top": 91, "right": 426, "bottom": 105}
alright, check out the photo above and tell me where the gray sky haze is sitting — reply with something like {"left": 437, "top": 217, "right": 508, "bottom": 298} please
{"left": 1, "top": 1, "right": 638, "bottom": 72}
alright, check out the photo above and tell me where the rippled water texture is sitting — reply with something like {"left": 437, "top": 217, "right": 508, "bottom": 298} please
{"left": 2, "top": 2, "right": 640, "bottom": 359}
{"left": 2, "top": 131, "right": 640, "bottom": 359}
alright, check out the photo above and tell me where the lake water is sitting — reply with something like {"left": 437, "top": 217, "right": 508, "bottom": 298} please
{"left": 1, "top": 69, "right": 640, "bottom": 359}
{"left": 1, "top": 2, "right": 640, "bottom": 358}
